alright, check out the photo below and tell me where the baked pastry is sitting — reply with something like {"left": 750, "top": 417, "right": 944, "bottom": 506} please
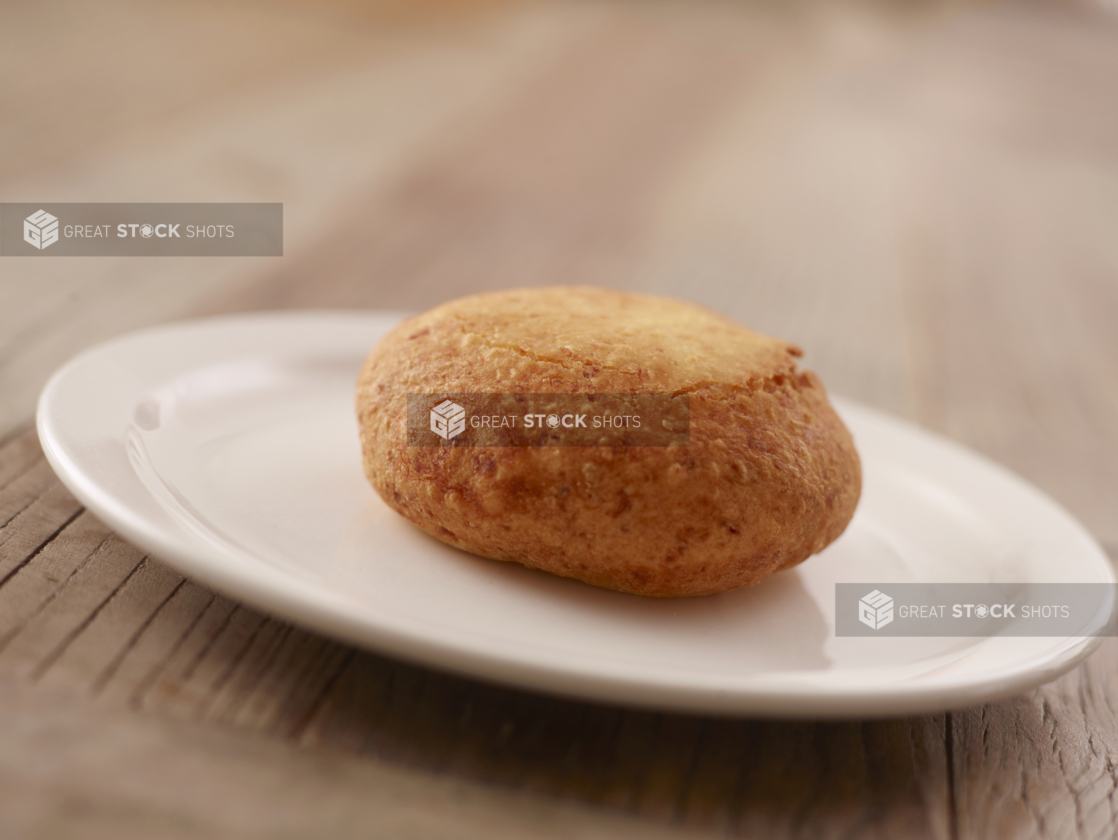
{"left": 356, "top": 287, "right": 860, "bottom": 597}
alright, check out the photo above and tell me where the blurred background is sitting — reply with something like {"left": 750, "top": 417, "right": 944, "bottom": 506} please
{"left": 3, "top": 0, "right": 1117, "bottom": 546}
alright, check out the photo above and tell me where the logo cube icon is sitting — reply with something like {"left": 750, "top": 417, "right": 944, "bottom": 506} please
{"left": 859, "top": 590, "right": 894, "bottom": 630}
{"left": 24, "top": 209, "right": 59, "bottom": 250}
{"left": 430, "top": 399, "right": 466, "bottom": 440}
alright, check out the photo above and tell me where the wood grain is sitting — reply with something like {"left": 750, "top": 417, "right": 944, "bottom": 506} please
{"left": 3, "top": 0, "right": 1118, "bottom": 836}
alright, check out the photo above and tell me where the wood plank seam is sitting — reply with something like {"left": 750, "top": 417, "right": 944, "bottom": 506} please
{"left": 289, "top": 648, "right": 358, "bottom": 742}
{"left": 364, "top": 657, "right": 401, "bottom": 750}
{"left": 1043, "top": 697, "right": 1090, "bottom": 838}
{"left": 1015, "top": 710, "right": 1049, "bottom": 838}
{"left": 28, "top": 554, "right": 148, "bottom": 682}
{"left": 0, "top": 521, "right": 114, "bottom": 657}
{"left": 92, "top": 577, "right": 188, "bottom": 696}
{"left": 213, "top": 622, "right": 296, "bottom": 724}
{"left": 599, "top": 711, "right": 634, "bottom": 810}
{"left": 0, "top": 507, "right": 87, "bottom": 595}
{"left": 668, "top": 717, "right": 708, "bottom": 823}
{"left": 267, "top": 638, "right": 354, "bottom": 738}
{"left": 0, "top": 475, "right": 57, "bottom": 533}
{"left": 193, "top": 613, "right": 271, "bottom": 719}
{"left": 128, "top": 590, "right": 218, "bottom": 710}
{"left": 979, "top": 706, "right": 987, "bottom": 761}
{"left": 722, "top": 729, "right": 759, "bottom": 833}
{"left": 180, "top": 602, "right": 243, "bottom": 683}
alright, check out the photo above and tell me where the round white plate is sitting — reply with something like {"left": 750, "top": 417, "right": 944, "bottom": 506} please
{"left": 36, "top": 312, "right": 1114, "bottom": 718}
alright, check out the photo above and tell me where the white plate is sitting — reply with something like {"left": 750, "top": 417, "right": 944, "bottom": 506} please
{"left": 36, "top": 312, "right": 1115, "bottom": 718}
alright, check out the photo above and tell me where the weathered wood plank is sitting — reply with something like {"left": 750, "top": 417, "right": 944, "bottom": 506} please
{"left": 0, "top": 511, "right": 106, "bottom": 652}
{"left": 49, "top": 558, "right": 185, "bottom": 690}
{"left": 4, "top": 0, "right": 1118, "bottom": 836}
{"left": 286, "top": 640, "right": 951, "bottom": 836}
{"left": 0, "top": 460, "right": 63, "bottom": 532}
{"left": 218, "top": 629, "right": 353, "bottom": 737}
{"left": 204, "top": 619, "right": 294, "bottom": 724}
{"left": 94, "top": 577, "right": 205, "bottom": 704}
{"left": 0, "top": 680, "right": 717, "bottom": 840}
{"left": 0, "top": 427, "right": 44, "bottom": 493}
{"left": 198, "top": 6, "right": 770, "bottom": 317}
{"left": 952, "top": 640, "right": 1118, "bottom": 840}
{"left": 0, "top": 471, "right": 83, "bottom": 568}
{"left": 18, "top": 537, "right": 146, "bottom": 684}
{"left": 135, "top": 591, "right": 237, "bottom": 715}
{"left": 167, "top": 605, "right": 271, "bottom": 720}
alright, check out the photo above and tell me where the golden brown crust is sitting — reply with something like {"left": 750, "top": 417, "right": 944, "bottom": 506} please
{"left": 356, "top": 286, "right": 861, "bottom": 597}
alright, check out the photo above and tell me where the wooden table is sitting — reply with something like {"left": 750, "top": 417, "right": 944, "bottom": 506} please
{"left": 3, "top": 0, "right": 1118, "bottom": 836}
